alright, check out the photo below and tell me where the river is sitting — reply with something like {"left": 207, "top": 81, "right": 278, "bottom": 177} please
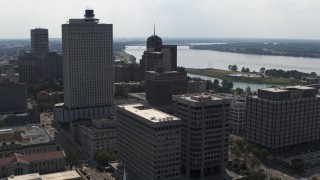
{"left": 125, "top": 45, "right": 320, "bottom": 91}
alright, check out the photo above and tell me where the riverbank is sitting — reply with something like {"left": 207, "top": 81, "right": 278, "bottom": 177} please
{"left": 186, "top": 68, "right": 301, "bottom": 85}
{"left": 114, "top": 51, "right": 136, "bottom": 64}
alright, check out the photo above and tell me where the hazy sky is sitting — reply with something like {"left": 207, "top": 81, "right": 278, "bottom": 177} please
{"left": 2, "top": 0, "right": 320, "bottom": 39}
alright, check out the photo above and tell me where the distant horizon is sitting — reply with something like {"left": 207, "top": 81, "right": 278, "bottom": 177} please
{"left": 1, "top": 37, "right": 320, "bottom": 42}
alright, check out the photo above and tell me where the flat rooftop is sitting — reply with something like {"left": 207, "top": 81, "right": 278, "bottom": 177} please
{"left": 261, "top": 88, "right": 288, "bottom": 92}
{"left": 6, "top": 173, "right": 41, "bottom": 180}
{"left": 6, "top": 170, "right": 81, "bottom": 180}
{"left": 118, "top": 104, "right": 180, "bottom": 122}
{"left": 0, "top": 124, "right": 52, "bottom": 146}
{"left": 174, "top": 93, "right": 233, "bottom": 102}
{"left": 262, "top": 86, "right": 315, "bottom": 92}
{"left": 41, "top": 170, "right": 81, "bottom": 180}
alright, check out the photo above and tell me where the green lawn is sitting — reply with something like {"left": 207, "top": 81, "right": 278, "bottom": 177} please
{"left": 186, "top": 68, "right": 301, "bottom": 85}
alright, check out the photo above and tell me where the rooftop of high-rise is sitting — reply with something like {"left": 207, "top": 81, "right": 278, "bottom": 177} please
{"left": 117, "top": 104, "right": 180, "bottom": 122}
{"left": 173, "top": 93, "right": 234, "bottom": 102}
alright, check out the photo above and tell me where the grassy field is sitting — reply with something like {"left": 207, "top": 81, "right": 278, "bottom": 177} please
{"left": 114, "top": 51, "right": 136, "bottom": 64}
{"left": 186, "top": 68, "right": 302, "bottom": 85}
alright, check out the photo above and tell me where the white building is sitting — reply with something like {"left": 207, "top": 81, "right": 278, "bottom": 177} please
{"left": 54, "top": 10, "right": 114, "bottom": 123}
{"left": 116, "top": 104, "right": 182, "bottom": 180}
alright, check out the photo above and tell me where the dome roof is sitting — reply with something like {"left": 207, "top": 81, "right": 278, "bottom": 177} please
{"left": 147, "top": 35, "right": 162, "bottom": 49}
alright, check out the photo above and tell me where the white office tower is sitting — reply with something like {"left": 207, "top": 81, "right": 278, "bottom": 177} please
{"left": 116, "top": 104, "right": 182, "bottom": 180}
{"left": 54, "top": 10, "right": 114, "bottom": 123}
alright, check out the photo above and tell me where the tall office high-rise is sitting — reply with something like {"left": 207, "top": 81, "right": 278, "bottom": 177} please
{"left": 173, "top": 93, "right": 232, "bottom": 180}
{"left": 54, "top": 10, "right": 113, "bottom": 123}
{"left": 139, "top": 30, "right": 178, "bottom": 80}
{"left": 116, "top": 103, "right": 181, "bottom": 180}
{"left": 18, "top": 52, "right": 37, "bottom": 85}
{"left": 31, "top": 28, "right": 49, "bottom": 58}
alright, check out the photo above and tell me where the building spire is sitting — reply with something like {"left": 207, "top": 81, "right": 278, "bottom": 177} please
{"left": 154, "top": 22, "right": 155, "bottom": 36}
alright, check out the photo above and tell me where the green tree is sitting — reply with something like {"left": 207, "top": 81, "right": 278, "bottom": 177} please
{"left": 270, "top": 177, "right": 281, "bottom": 180}
{"left": 257, "top": 148, "right": 268, "bottom": 160}
{"left": 228, "top": 65, "right": 232, "bottom": 71}
{"left": 96, "top": 150, "right": 117, "bottom": 167}
{"left": 235, "top": 87, "right": 244, "bottom": 94}
{"left": 310, "top": 72, "right": 317, "bottom": 76}
{"left": 245, "top": 68, "right": 250, "bottom": 72}
{"left": 206, "top": 80, "right": 214, "bottom": 90}
{"left": 234, "top": 139, "right": 246, "bottom": 149}
{"left": 248, "top": 171, "right": 267, "bottom": 180}
{"left": 245, "top": 86, "right": 252, "bottom": 95}
{"left": 230, "top": 145, "right": 241, "bottom": 163}
{"left": 213, "top": 79, "right": 219, "bottom": 85}
{"left": 231, "top": 65, "right": 238, "bottom": 71}
{"left": 260, "top": 67, "right": 266, "bottom": 74}
{"left": 65, "top": 150, "right": 79, "bottom": 170}
{"left": 248, "top": 156, "right": 260, "bottom": 170}
{"left": 290, "top": 158, "right": 306, "bottom": 174}
{"left": 241, "top": 67, "right": 246, "bottom": 72}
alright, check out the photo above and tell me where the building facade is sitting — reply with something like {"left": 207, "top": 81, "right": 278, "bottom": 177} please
{"left": 55, "top": 10, "right": 114, "bottom": 123}
{"left": 139, "top": 33, "right": 177, "bottom": 81}
{"left": 246, "top": 86, "right": 320, "bottom": 154}
{"left": 70, "top": 117, "right": 117, "bottom": 158}
{"left": 37, "top": 52, "right": 63, "bottom": 81}
{"left": 0, "top": 82, "right": 27, "bottom": 114}
{"left": 114, "top": 64, "right": 141, "bottom": 83}
{"left": 145, "top": 68, "right": 187, "bottom": 108}
{"left": 31, "top": 28, "right": 49, "bottom": 58}
{"left": 116, "top": 104, "right": 182, "bottom": 180}
{"left": 229, "top": 96, "right": 246, "bottom": 136}
{"left": 187, "top": 79, "right": 206, "bottom": 94}
{"left": 172, "top": 93, "right": 231, "bottom": 180}
{"left": 18, "top": 52, "right": 37, "bottom": 85}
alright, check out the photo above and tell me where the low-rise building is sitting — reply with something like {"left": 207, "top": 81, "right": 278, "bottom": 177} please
{"left": 0, "top": 124, "right": 57, "bottom": 157}
{"left": 0, "top": 151, "right": 65, "bottom": 177}
{"left": 6, "top": 170, "right": 81, "bottom": 180}
{"left": 70, "top": 117, "right": 117, "bottom": 158}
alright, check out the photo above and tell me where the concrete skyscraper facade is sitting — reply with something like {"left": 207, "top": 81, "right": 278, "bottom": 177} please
{"left": 172, "top": 93, "right": 232, "bottom": 180}
{"left": 54, "top": 10, "right": 114, "bottom": 123}
{"left": 229, "top": 96, "right": 246, "bottom": 136}
{"left": 116, "top": 104, "right": 181, "bottom": 180}
{"left": 18, "top": 52, "right": 37, "bottom": 85}
{"left": 31, "top": 28, "right": 49, "bottom": 58}
{"left": 146, "top": 67, "right": 187, "bottom": 111}
{"left": 246, "top": 86, "right": 320, "bottom": 154}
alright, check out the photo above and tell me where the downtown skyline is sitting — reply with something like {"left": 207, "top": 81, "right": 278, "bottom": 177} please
{"left": 1, "top": 0, "right": 320, "bottom": 40}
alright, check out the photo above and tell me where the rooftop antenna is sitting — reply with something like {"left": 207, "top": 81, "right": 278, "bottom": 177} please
{"left": 154, "top": 22, "right": 155, "bottom": 36}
